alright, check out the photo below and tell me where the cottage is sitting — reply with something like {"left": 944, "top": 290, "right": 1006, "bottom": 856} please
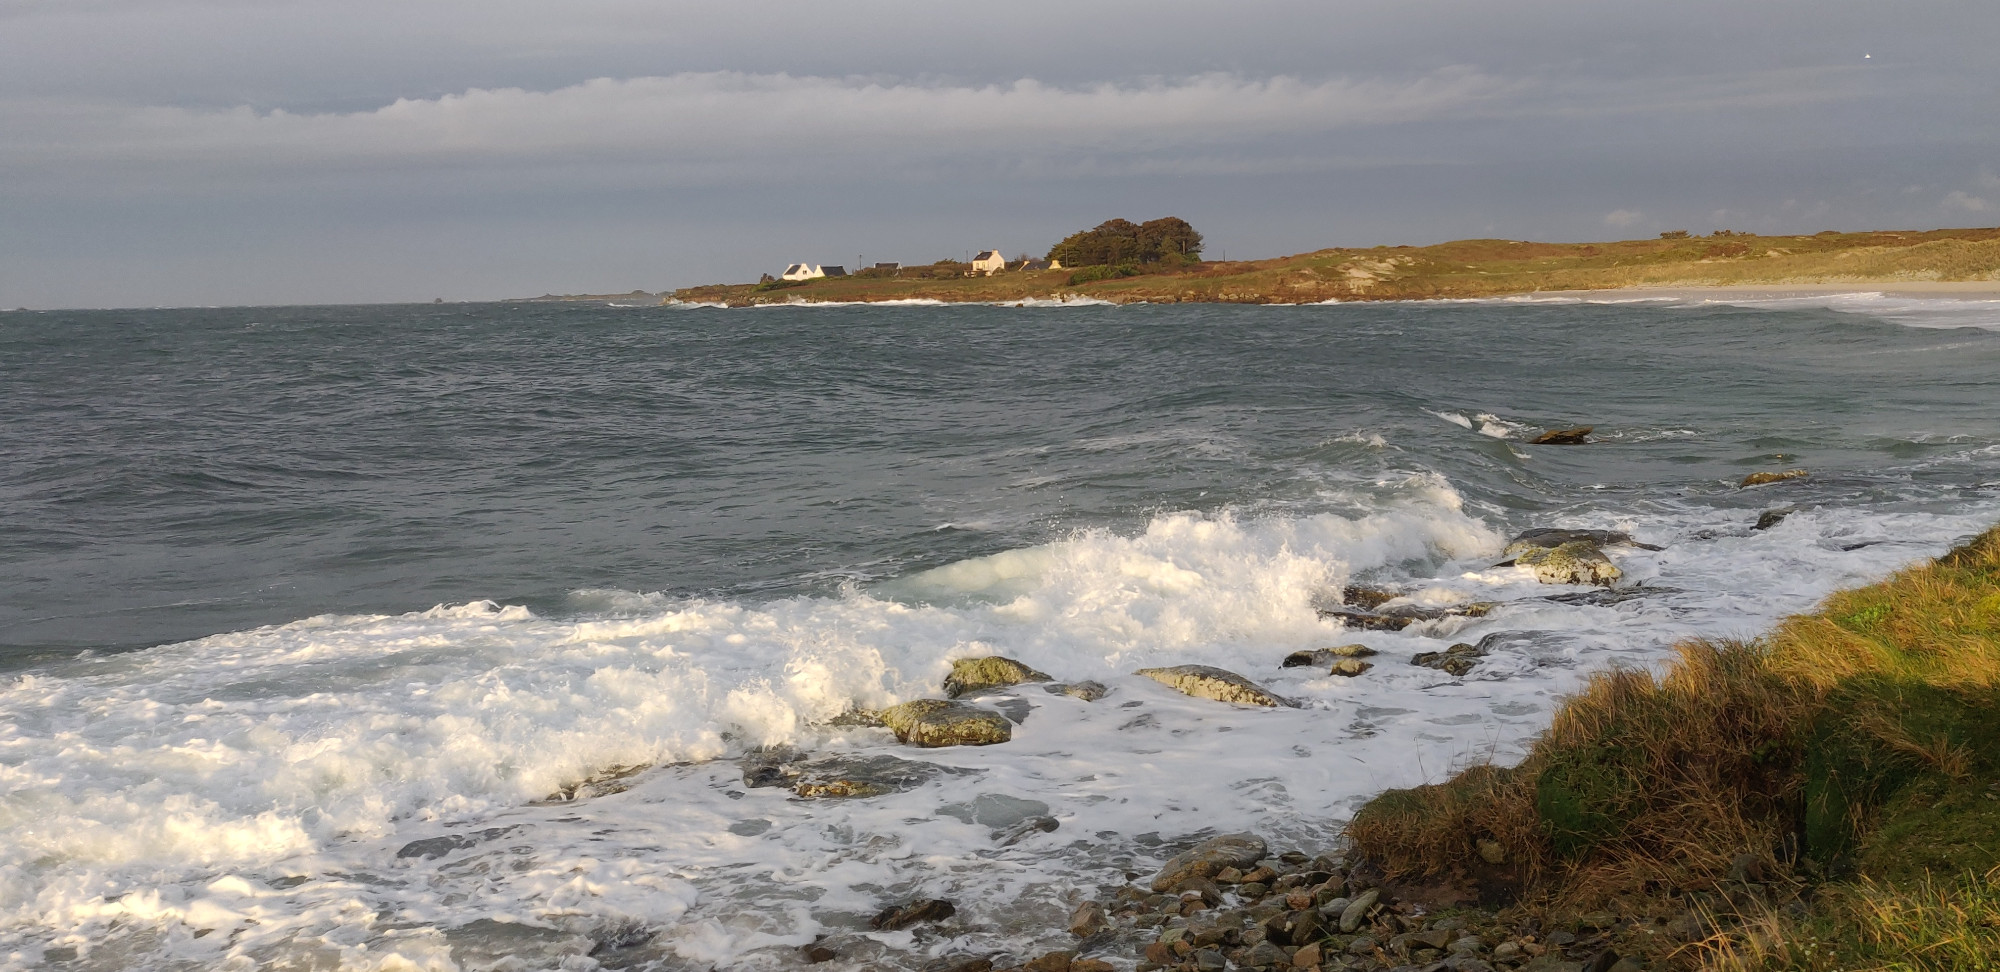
{"left": 971, "top": 250, "right": 1008, "bottom": 276}
{"left": 821, "top": 266, "right": 848, "bottom": 277}
{"left": 780, "top": 263, "right": 824, "bottom": 281}
{"left": 1016, "top": 258, "right": 1058, "bottom": 272}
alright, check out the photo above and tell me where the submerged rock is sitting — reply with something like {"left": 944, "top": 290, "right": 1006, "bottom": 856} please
{"left": 1135, "top": 665, "right": 1293, "bottom": 707}
{"left": 1282, "top": 644, "right": 1379, "bottom": 667}
{"left": 1318, "top": 602, "right": 1496, "bottom": 631}
{"left": 1754, "top": 507, "right": 1796, "bottom": 531}
{"left": 1413, "top": 642, "right": 1488, "bottom": 677}
{"left": 1515, "top": 541, "right": 1622, "bottom": 586}
{"left": 1542, "top": 585, "right": 1679, "bottom": 606}
{"left": 740, "top": 745, "right": 807, "bottom": 788}
{"left": 1501, "top": 528, "right": 1662, "bottom": 559}
{"left": 1740, "top": 469, "right": 1809, "bottom": 488}
{"left": 1341, "top": 585, "right": 1401, "bottom": 610}
{"left": 879, "top": 699, "right": 1014, "bottom": 747}
{"left": 789, "top": 753, "right": 976, "bottom": 798}
{"left": 1329, "top": 658, "right": 1373, "bottom": 677}
{"left": 942, "top": 655, "right": 1053, "bottom": 698}
{"left": 1530, "top": 425, "right": 1593, "bottom": 445}
{"left": 1150, "top": 833, "right": 1269, "bottom": 892}
{"left": 870, "top": 898, "right": 956, "bottom": 931}
{"left": 1045, "top": 680, "right": 1109, "bottom": 701}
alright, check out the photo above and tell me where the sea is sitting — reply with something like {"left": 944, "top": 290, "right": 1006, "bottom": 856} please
{"left": 2, "top": 292, "right": 1998, "bottom": 971}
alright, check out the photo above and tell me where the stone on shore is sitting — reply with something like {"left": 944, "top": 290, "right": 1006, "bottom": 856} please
{"left": 880, "top": 699, "right": 1013, "bottom": 747}
{"left": 1530, "top": 425, "right": 1593, "bottom": 445}
{"left": 1282, "top": 644, "right": 1378, "bottom": 667}
{"left": 943, "top": 656, "right": 1053, "bottom": 698}
{"left": 1754, "top": 507, "right": 1795, "bottom": 531}
{"left": 789, "top": 753, "right": 973, "bottom": 798}
{"left": 1339, "top": 888, "right": 1380, "bottom": 933}
{"left": 1740, "top": 469, "right": 1808, "bottom": 488}
{"left": 1413, "top": 642, "right": 1488, "bottom": 677}
{"left": 1135, "top": 665, "right": 1293, "bottom": 707}
{"left": 1045, "top": 680, "right": 1109, "bottom": 701}
{"left": 1515, "top": 540, "right": 1622, "bottom": 586}
{"left": 1150, "top": 833, "right": 1269, "bottom": 892}
{"left": 1502, "top": 528, "right": 1662, "bottom": 559}
{"left": 870, "top": 898, "right": 955, "bottom": 931}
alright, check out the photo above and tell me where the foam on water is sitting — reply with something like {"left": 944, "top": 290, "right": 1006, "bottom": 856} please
{"left": 5, "top": 474, "right": 1996, "bottom": 970}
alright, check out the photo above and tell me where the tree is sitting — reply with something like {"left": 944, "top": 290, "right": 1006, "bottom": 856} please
{"left": 1047, "top": 217, "right": 1202, "bottom": 267}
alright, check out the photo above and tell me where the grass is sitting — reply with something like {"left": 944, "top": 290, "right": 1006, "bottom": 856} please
{"left": 656, "top": 227, "right": 2000, "bottom": 307}
{"left": 1344, "top": 524, "right": 2000, "bottom": 969}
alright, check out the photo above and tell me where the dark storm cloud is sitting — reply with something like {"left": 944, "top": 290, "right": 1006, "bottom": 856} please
{"left": 1, "top": 1, "right": 1995, "bottom": 306}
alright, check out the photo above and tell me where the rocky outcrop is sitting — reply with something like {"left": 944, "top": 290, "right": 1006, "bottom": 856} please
{"left": 1753, "top": 507, "right": 1795, "bottom": 531}
{"left": 1740, "top": 469, "right": 1808, "bottom": 488}
{"left": 1282, "top": 644, "right": 1378, "bottom": 667}
{"left": 1501, "top": 529, "right": 1662, "bottom": 559}
{"left": 1046, "top": 680, "right": 1109, "bottom": 701}
{"left": 1318, "top": 602, "right": 1496, "bottom": 631}
{"left": 1530, "top": 426, "right": 1593, "bottom": 445}
{"left": 871, "top": 898, "right": 956, "bottom": 931}
{"left": 1150, "top": 833, "right": 1269, "bottom": 892}
{"left": 1135, "top": 666, "right": 1294, "bottom": 708}
{"left": 1516, "top": 541, "right": 1622, "bottom": 587}
{"left": 943, "top": 656, "right": 1054, "bottom": 698}
{"left": 880, "top": 699, "right": 1014, "bottom": 747}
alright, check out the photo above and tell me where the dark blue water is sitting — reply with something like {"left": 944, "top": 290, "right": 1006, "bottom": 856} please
{"left": 4, "top": 298, "right": 1998, "bottom": 663}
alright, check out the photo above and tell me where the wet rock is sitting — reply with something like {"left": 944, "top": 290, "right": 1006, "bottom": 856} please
{"left": 1192, "top": 949, "right": 1226, "bottom": 971}
{"left": 1318, "top": 602, "right": 1497, "bottom": 631}
{"left": 921, "top": 958, "right": 993, "bottom": 972}
{"left": 740, "top": 746, "right": 806, "bottom": 788}
{"left": 1541, "top": 586, "right": 1678, "bottom": 606}
{"left": 1413, "top": 642, "right": 1488, "bottom": 677}
{"left": 1502, "top": 528, "right": 1662, "bottom": 557}
{"left": 1293, "top": 943, "right": 1323, "bottom": 968}
{"left": 1135, "top": 665, "right": 1293, "bottom": 708}
{"left": 802, "top": 941, "right": 838, "bottom": 963}
{"left": 1342, "top": 585, "right": 1401, "bottom": 610}
{"left": 1339, "top": 888, "right": 1380, "bottom": 933}
{"left": 995, "top": 815, "right": 1061, "bottom": 846}
{"left": 396, "top": 826, "right": 519, "bottom": 860}
{"left": 1740, "top": 469, "right": 1808, "bottom": 488}
{"left": 1046, "top": 680, "right": 1109, "bottom": 701}
{"left": 1070, "top": 901, "right": 1109, "bottom": 937}
{"left": 1753, "top": 507, "right": 1795, "bottom": 531}
{"left": 880, "top": 699, "right": 1013, "bottom": 747}
{"left": 791, "top": 754, "right": 975, "bottom": 798}
{"left": 825, "top": 707, "right": 885, "bottom": 728}
{"left": 1283, "top": 644, "right": 1379, "bottom": 667}
{"left": 1330, "top": 659, "right": 1373, "bottom": 676}
{"left": 870, "top": 898, "right": 956, "bottom": 931}
{"left": 1515, "top": 541, "right": 1621, "bottom": 587}
{"left": 943, "top": 656, "right": 1053, "bottom": 698}
{"left": 1244, "top": 941, "right": 1288, "bottom": 967}
{"left": 1530, "top": 426, "right": 1592, "bottom": 445}
{"left": 1151, "top": 833, "right": 1270, "bottom": 892}
{"left": 1022, "top": 950, "right": 1075, "bottom": 972}
{"left": 1071, "top": 960, "right": 1113, "bottom": 972}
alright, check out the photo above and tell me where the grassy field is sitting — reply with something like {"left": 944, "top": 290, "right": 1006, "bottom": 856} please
{"left": 664, "top": 227, "right": 2000, "bottom": 307}
{"left": 1345, "top": 525, "right": 2000, "bottom": 970}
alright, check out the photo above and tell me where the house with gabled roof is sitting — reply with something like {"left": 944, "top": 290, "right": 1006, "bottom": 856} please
{"left": 780, "top": 263, "right": 824, "bottom": 281}
{"left": 971, "top": 250, "right": 1007, "bottom": 276}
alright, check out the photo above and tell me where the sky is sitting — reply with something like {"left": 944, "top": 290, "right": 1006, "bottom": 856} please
{"left": 2, "top": 0, "right": 1996, "bottom": 308}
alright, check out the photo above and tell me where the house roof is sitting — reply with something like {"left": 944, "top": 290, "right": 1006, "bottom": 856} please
{"left": 974, "top": 250, "right": 1001, "bottom": 261}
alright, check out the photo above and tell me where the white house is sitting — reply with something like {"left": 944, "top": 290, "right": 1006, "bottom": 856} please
{"left": 971, "top": 250, "right": 1008, "bottom": 276}
{"left": 781, "top": 263, "right": 825, "bottom": 281}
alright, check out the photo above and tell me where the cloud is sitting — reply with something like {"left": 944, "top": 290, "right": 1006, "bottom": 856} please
{"left": 1603, "top": 208, "right": 1644, "bottom": 227}
{"left": 2, "top": 69, "right": 1512, "bottom": 184}
{"left": 1942, "top": 190, "right": 1989, "bottom": 212}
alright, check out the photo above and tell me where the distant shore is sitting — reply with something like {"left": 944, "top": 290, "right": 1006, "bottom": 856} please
{"left": 627, "top": 227, "right": 2000, "bottom": 308}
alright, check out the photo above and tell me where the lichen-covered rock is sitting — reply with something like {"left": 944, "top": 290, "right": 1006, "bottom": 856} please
{"left": 1515, "top": 541, "right": 1622, "bottom": 586}
{"left": 1740, "top": 469, "right": 1808, "bottom": 488}
{"left": 1150, "top": 833, "right": 1269, "bottom": 892}
{"left": 942, "top": 655, "right": 1053, "bottom": 698}
{"left": 879, "top": 699, "right": 1013, "bottom": 747}
{"left": 1413, "top": 642, "right": 1488, "bottom": 676}
{"left": 1330, "top": 659, "right": 1373, "bottom": 677}
{"left": 1135, "top": 665, "right": 1293, "bottom": 707}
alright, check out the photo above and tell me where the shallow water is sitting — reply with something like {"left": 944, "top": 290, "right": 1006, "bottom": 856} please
{"left": 1, "top": 296, "right": 1997, "bottom": 970}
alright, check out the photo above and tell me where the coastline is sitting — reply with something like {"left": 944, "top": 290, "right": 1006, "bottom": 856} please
{"left": 1527, "top": 281, "right": 2000, "bottom": 301}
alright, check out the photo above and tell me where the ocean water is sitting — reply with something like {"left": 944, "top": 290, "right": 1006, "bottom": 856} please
{"left": 1, "top": 295, "right": 1997, "bottom": 970}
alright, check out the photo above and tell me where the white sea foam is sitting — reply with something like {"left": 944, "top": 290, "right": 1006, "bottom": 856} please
{"left": 3, "top": 485, "right": 1996, "bottom": 970}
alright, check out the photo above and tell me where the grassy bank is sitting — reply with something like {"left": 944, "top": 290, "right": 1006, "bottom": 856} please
{"left": 1345, "top": 525, "right": 2000, "bottom": 969}
{"left": 661, "top": 228, "right": 2000, "bottom": 307}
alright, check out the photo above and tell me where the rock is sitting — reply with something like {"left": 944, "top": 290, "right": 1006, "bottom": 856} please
{"left": 879, "top": 699, "right": 1013, "bottom": 747}
{"left": 1347, "top": 935, "right": 1380, "bottom": 956}
{"left": 1541, "top": 586, "right": 1678, "bottom": 606}
{"left": 790, "top": 754, "right": 974, "bottom": 798}
{"left": 1319, "top": 896, "right": 1350, "bottom": 917}
{"left": 1491, "top": 942, "right": 1524, "bottom": 962}
{"left": 1515, "top": 541, "right": 1621, "bottom": 587}
{"left": 1072, "top": 961, "right": 1114, "bottom": 972}
{"left": 1342, "top": 585, "right": 1401, "bottom": 610}
{"left": 1530, "top": 426, "right": 1593, "bottom": 445}
{"left": 1318, "top": 602, "right": 1497, "bottom": 631}
{"left": 994, "top": 815, "right": 1060, "bottom": 846}
{"left": 1501, "top": 528, "right": 1662, "bottom": 557}
{"left": 1047, "top": 681, "right": 1109, "bottom": 701}
{"left": 1282, "top": 644, "right": 1379, "bottom": 667}
{"left": 923, "top": 959, "right": 994, "bottom": 972}
{"left": 1579, "top": 949, "right": 1622, "bottom": 972}
{"left": 1448, "top": 958, "right": 1496, "bottom": 972}
{"left": 1330, "top": 659, "right": 1373, "bottom": 677}
{"left": 1475, "top": 838, "right": 1507, "bottom": 864}
{"left": 1069, "top": 901, "right": 1109, "bottom": 937}
{"left": 943, "top": 656, "right": 1053, "bottom": 698}
{"left": 825, "top": 707, "right": 885, "bottom": 727}
{"left": 1245, "top": 942, "right": 1288, "bottom": 967}
{"left": 394, "top": 826, "right": 518, "bottom": 860}
{"left": 1740, "top": 469, "right": 1808, "bottom": 488}
{"left": 1151, "top": 833, "right": 1270, "bottom": 892}
{"left": 1753, "top": 507, "right": 1795, "bottom": 531}
{"left": 1143, "top": 943, "right": 1176, "bottom": 966}
{"left": 1023, "top": 950, "right": 1075, "bottom": 972}
{"left": 1192, "top": 949, "right": 1226, "bottom": 972}
{"left": 1450, "top": 936, "right": 1486, "bottom": 955}
{"left": 1135, "top": 665, "right": 1293, "bottom": 708}
{"left": 1413, "top": 642, "right": 1488, "bottom": 677}
{"left": 739, "top": 746, "right": 806, "bottom": 788}
{"left": 870, "top": 898, "right": 956, "bottom": 931}
{"left": 802, "top": 942, "right": 838, "bottom": 963}
{"left": 1294, "top": 943, "right": 1323, "bottom": 968}
{"left": 1339, "top": 888, "right": 1380, "bottom": 933}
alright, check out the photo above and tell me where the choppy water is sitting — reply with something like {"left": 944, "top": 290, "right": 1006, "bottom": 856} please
{"left": 2, "top": 294, "right": 1997, "bottom": 970}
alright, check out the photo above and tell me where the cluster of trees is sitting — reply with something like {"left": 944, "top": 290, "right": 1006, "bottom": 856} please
{"left": 1047, "top": 217, "right": 1203, "bottom": 268}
